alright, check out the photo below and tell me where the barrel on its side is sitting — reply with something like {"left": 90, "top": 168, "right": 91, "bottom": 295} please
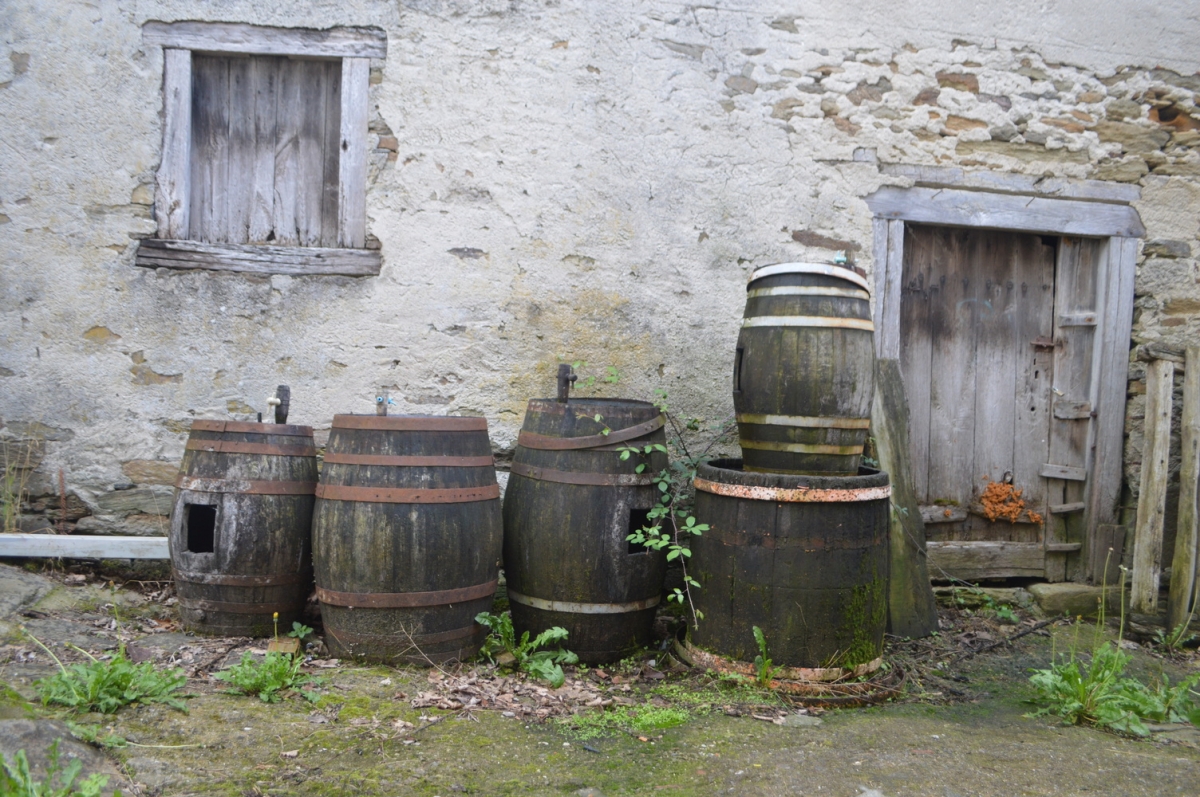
{"left": 503, "top": 399, "right": 668, "bottom": 664}
{"left": 690, "top": 459, "right": 890, "bottom": 668}
{"left": 733, "top": 262, "right": 875, "bottom": 475}
{"left": 312, "top": 415, "right": 502, "bottom": 665}
{"left": 170, "top": 420, "right": 317, "bottom": 637}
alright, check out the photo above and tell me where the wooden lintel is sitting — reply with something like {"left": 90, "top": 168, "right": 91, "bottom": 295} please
{"left": 143, "top": 21, "right": 387, "bottom": 59}
{"left": 0, "top": 534, "right": 169, "bottom": 559}
{"left": 1136, "top": 342, "right": 1188, "bottom": 367}
{"left": 135, "top": 239, "right": 381, "bottom": 277}
{"left": 864, "top": 186, "right": 1145, "bottom": 238}
{"left": 878, "top": 163, "right": 1142, "bottom": 204}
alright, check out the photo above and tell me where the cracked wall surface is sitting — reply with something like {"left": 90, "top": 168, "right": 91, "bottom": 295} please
{"left": 0, "top": 1, "right": 1198, "bottom": 547}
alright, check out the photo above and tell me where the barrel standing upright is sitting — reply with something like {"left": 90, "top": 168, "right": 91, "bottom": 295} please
{"left": 170, "top": 418, "right": 317, "bottom": 636}
{"left": 503, "top": 387, "right": 668, "bottom": 664}
{"left": 733, "top": 262, "right": 875, "bottom": 475}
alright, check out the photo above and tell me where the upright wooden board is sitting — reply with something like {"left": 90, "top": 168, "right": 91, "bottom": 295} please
{"left": 247, "top": 56, "right": 278, "bottom": 243}
{"left": 189, "top": 55, "right": 230, "bottom": 243}
{"left": 1132, "top": 359, "right": 1175, "bottom": 613}
{"left": 1169, "top": 348, "right": 1200, "bottom": 630}
{"left": 156, "top": 48, "right": 192, "bottom": 239}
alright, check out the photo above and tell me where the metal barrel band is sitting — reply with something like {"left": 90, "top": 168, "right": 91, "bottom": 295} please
{"left": 507, "top": 589, "right": 660, "bottom": 615}
{"left": 174, "top": 569, "right": 312, "bottom": 587}
{"left": 316, "top": 579, "right": 498, "bottom": 608}
{"left": 175, "top": 476, "right": 317, "bottom": 495}
{"left": 510, "top": 461, "right": 657, "bottom": 487}
{"left": 185, "top": 439, "right": 317, "bottom": 457}
{"left": 322, "top": 453, "right": 494, "bottom": 467}
{"left": 326, "top": 624, "right": 482, "bottom": 647}
{"left": 177, "top": 598, "right": 302, "bottom": 615}
{"left": 694, "top": 477, "right": 891, "bottom": 503}
{"left": 331, "top": 414, "right": 488, "bottom": 432}
{"left": 746, "top": 285, "right": 870, "bottom": 301}
{"left": 517, "top": 414, "right": 665, "bottom": 451}
{"left": 739, "top": 440, "right": 864, "bottom": 455}
{"left": 736, "top": 413, "right": 872, "bottom": 430}
{"left": 748, "top": 262, "right": 871, "bottom": 292}
{"left": 190, "top": 420, "right": 314, "bottom": 437}
{"left": 314, "top": 483, "right": 500, "bottom": 504}
{"left": 741, "top": 316, "right": 875, "bottom": 331}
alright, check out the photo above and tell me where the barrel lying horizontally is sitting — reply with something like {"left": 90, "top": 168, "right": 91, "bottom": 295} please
{"left": 690, "top": 458, "right": 890, "bottom": 668}
{"left": 733, "top": 262, "right": 875, "bottom": 475}
{"left": 312, "top": 415, "right": 502, "bottom": 665}
{"left": 170, "top": 420, "right": 317, "bottom": 637}
{"left": 503, "top": 398, "right": 668, "bottom": 664}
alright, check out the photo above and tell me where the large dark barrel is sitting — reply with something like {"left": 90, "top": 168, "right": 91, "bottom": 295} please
{"left": 169, "top": 420, "right": 317, "bottom": 637}
{"left": 312, "top": 415, "right": 502, "bottom": 665}
{"left": 503, "top": 398, "right": 669, "bottom": 664}
{"left": 733, "top": 262, "right": 875, "bottom": 475}
{"left": 690, "top": 459, "right": 890, "bottom": 668}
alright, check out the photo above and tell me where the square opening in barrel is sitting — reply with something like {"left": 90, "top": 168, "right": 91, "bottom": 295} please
{"left": 627, "top": 508, "right": 652, "bottom": 554}
{"left": 185, "top": 504, "right": 217, "bottom": 553}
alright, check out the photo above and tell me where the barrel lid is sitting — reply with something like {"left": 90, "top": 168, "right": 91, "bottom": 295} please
{"left": 748, "top": 262, "right": 870, "bottom": 293}
{"left": 330, "top": 414, "right": 488, "bottom": 431}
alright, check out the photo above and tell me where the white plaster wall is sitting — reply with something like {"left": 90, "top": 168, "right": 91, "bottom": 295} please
{"left": 0, "top": 0, "right": 1198, "bottom": 517}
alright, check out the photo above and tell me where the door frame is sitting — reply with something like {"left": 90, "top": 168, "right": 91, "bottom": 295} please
{"left": 864, "top": 167, "right": 1144, "bottom": 583}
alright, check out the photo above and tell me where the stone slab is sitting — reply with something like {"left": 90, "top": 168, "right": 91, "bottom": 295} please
{"left": 0, "top": 719, "right": 125, "bottom": 795}
{"left": 0, "top": 564, "right": 54, "bottom": 619}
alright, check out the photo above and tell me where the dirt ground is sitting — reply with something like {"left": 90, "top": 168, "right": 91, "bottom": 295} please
{"left": 2, "top": 561, "right": 1199, "bottom": 797}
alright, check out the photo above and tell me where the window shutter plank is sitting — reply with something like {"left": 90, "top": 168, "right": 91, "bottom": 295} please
{"left": 272, "top": 59, "right": 303, "bottom": 246}
{"left": 156, "top": 48, "right": 192, "bottom": 239}
{"left": 225, "top": 56, "right": 255, "bottom": 242}
{"left": 319, "top": 60, "right": 343, "bottom": 247}
{"left": 338, "top": 57, "right": 369, "bottom": 248}
{"left": 189, "top": 55, "right": 231, "bottom": 243}
{"left": 248, "top": 56, "right": 278, "bottom": 243}
{"left": 295, "top": 59, "right": 328, "bottom": 247}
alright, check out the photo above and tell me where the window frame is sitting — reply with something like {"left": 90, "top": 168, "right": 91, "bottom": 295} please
{"left": 136, "top": 21, "right": 387, "bottom": 276}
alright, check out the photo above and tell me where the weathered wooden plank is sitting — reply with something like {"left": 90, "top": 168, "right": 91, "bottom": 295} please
{"left": 871, "top": 358, "right": 938, "bottom": 638}
{"left": 1052, "top": 400, "right": 1093, "bottom": 420}
{"left": 272, "top": 58, "right": 304, "bottom": 246}
{"left": 1049, "top": 502, "right": 1086, "bottom": 514}
{"left": 0, "top": 534, "right": 169, "bottom": 559}
{"left": 189, "top": 55, "right": 230, "bottom": 243}
{"left": 920, "top": 505, "right": 968, "bottom": 524}
{"left": 319, "top": 60, "right": 343, "bottom": 247}
{"left": 877, "top": 163, "right": 1141, "bottom": 203}
{"left": 1045, "top": 542, "right": 1083, "bottom": 553}
{"left": 1040, "top": 463, "right": 1087, "bottom": 481}
{"left": 143, "top": 21, "right": 388, "bottom": 59}
{"left": 1086, "top": 237, "right": 1138, "bottom": 581}
{"left": 926, "top": 541, "right": 1045, "bottom": 580}
{"left": 880, "top": 220, "right": 903, "bottom": 361}
{"left": 134, "top": 238, "right": 381, "bottom": 276}
{"left": 1136, "top": 341, "right": 1188, "bottom": 366}
{"left": 1058, "top": 312, "right": 1098, "bottom": 327}
{"left": 225, "top": 55, "right": 255, "bottom": 242}
{"left": 156, "top": 48, "right": 192, "bottom": 239}
{"left": 1169, "top": 346, "right": 1200, "bottom": 630}
{"left": 295, "top": 59, "right": 329, "bottom": 247}
{"left": 1131, "top": 358, "right": 1175, "bottom": 613}
{"left": 865, "top": 186, "right": 1146, "bottom": 238}
{"left": 871, "top": 218, "right": 888, "bottom": 358}
{"left": 338, "top": 57, "right": 370, "bottom": 248}
{"left": 899, "top": 226, "right": 934, "bottom": 503}
{"left": 248, "top": 56, "right": 278, "bottom": 243}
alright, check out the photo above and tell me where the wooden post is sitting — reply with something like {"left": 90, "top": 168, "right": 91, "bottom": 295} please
{"left": 1131, "top": 358, "right": 1175, "bottom": 614}
{"left": 1169, "top": 348, "right": 1199, "bottom": 629}
{"left": 871, "top": 358, "right": 939, "bottom": 638}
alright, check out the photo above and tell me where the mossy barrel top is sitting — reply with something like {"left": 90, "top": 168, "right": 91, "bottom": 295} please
{"left": 503, "top": 398, "right": 668, "bottom": 664}
{"left": 690, "top": 458, "right": 890, "bottom": 669}
{"left": 734, "top": 262, "right": 875, "bottom": 476}
{"left": 312, "top": 414, "right": 502, "bottom": 665}
{"left": 170, "top": 419, "right": 318, "bottom": 637}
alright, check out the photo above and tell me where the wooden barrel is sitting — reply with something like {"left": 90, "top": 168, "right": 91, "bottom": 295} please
{"left": 312, "top": 415, "right": 502, "bottom": 665}
{"left": 503, "top": 398, "right": 669, "bottom": 664}
{"left": 690, "top": 459, "right": 890, "bottom": 668}
{"left": 169, "top": 420, "right": 317, "bottom": 637}
{"left": 733, "top": 262, "right": 875, "bottom": 475}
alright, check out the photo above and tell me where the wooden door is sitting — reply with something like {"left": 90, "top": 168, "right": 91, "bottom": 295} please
{"left": 900, "top": 225, "right": 1105, "bottom": 581}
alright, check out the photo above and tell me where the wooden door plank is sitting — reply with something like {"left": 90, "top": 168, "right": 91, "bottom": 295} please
{"left": 1169, "top": 346, "right": 1200, "bottom": 630}
{"left": 272, "top": 58, "right": 303, "bottom": 246}
{"left": 338, "top": 57, "right": 370, "bottom": 248}
{"left": 156, "top": 48, "right": 192, "bottom": 239}
{"left": 319, "top": 60, "right": 343, "bottom": 247}
{"left": 189, "top": 55, "right": 231, "bottom": 243}
{"left": 225, "top": 55, "right": 254, "bottom": 243}
{"left": 1132, "top": 358, "right": 1175, "bottom": 613}
{"left": 900, "top": 226, "right": 935, "bottom": 504}
{"left": 880, "top": 220, "right": 904, "bottom": 361}
{"left": 1086, "top": 237, "right": 1138, "bottom": 580}
{"left": 872, "top": 218, "right": 889, "bottom": 357}
{"left": 248, "top": 55, "right": 278, "bottom": 243}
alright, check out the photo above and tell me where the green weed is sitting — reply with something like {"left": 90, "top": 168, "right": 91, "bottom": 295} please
{"left": 475, "top": 611, "right": 578, "bottom": 688}
{"left": 0, "top": 739, "right": 118, "bottom": 797}
{"left": 752, "top": 626, "right": 775, "bottom": 687}
{"left": 559, "top": 705, "right": 693, "bottom": 740}
{"left": 213, "top": 652, "right": 321, "bottom": 703}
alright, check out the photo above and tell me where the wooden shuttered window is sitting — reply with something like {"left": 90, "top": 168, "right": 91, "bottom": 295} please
{"left": 136, "top": 22, "right": 386, "bottom": 276}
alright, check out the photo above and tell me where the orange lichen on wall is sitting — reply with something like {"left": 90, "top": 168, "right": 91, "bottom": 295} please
{"left": 980, "top": 481, "right": 1042, "bottom": 524}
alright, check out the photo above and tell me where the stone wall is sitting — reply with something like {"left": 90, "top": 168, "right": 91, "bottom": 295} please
{"left": 1, "top": 1, "right": 1198, "bottom": 552}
